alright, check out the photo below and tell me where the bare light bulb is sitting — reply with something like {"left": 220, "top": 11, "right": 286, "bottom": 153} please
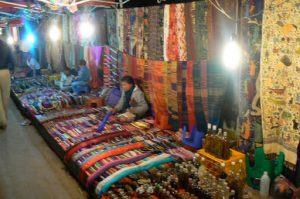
{"left": 7, "top": 36, "right": 14, "bottom": 45}
{"left": 49, "top": 25, "right": 60, "bottom": 42}
{"left": 222, "top": 39, "right": 241, "bottom": 70}
{"left": 79, "top": 21, "right": 94, "bottom": 39}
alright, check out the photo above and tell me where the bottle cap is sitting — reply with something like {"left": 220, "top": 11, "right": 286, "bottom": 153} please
{"left": 208, "top": 123, "right": 212, "bottom": 128}
{"left": 231, "top": 161, "right": 236, "bottom": 166}
{"left": 238, "top": 159, "right": 243, "bottom": 163}
{"left": 220, "top": 163, "right": 225, "bottom": 167}
{"left": 264, "top": 171, "right": 268, "bottom": 175}
{"left": 212, "top": 125, "right": 217, "bottom": 130}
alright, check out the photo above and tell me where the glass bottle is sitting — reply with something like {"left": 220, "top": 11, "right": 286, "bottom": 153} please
{"left": 222, "top": 131, "right": 230, "bottom": 160}
{"left": 210, "top": 125, "right": 218, "bottom": 156}
{"left": 204, "top": 123, "right": 212, "bottom": 153}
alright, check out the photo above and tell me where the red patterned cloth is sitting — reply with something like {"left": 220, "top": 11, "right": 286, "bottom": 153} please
{"left": 186, "top": 61, "right": 196, "bottom": 130}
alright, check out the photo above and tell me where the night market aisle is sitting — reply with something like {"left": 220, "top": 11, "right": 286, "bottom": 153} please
{"left": 0, "top": 101, "right": 87, "bottom": 199}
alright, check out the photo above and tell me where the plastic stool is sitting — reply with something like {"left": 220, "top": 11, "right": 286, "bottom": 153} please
{"left": 246, "top": 147, "right": 284, "bottom": 189}
{"left": 182, "top": 126, "right": 204, "bottom": 149}
{"left": 73, "top": 85, "right": 90, "bottom": 95}
{"left": 86, "top": 97, "right": 104, "bottom": 108}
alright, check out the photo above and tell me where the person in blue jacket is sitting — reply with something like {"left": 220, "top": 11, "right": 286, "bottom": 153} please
{"left": 71, "top": 59, "right": 91, "bottom": 90}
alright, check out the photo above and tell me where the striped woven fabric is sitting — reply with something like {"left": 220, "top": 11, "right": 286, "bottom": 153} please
{"left": 147, "top": 60, "right": 169, "bottom": 126}
{"left": 193, "top": 62, "right": 207, "bottom": 132}
{"left": 106, "top": 10, "right": 118, "bottom": 49}
{"left": 123, "top": 9, "right": 131, "bottom": 54}
{"left": 175, "top": 4, "right": 187, "bottom": 61}
{"left": 184, "top": 2, "right": 196, "bottom": 61}
{"left": 207, "top": 60, "right": 228, "bottom": 126}
{"left": 122, "top": 53, "right": 135, "bottom": 76}
{"left": 147, "top": 6, "right": 164, "bottom": 60}
{"left": 178, "top": 61, "right": 189, "bottom": 128}
{"left": 195, "top": 1, "right": 208, "bottom": 61}
{"left": 200, "top": 60, "right": 208, "bottom": 121}
{"left": 116, "top": 9, "right": 124, "bottom": 52}
{"left": 186, "top": 61, "right": 196, "bottom": 130}
{"left": 135, "top": 8, "right": 144, "bottom": 58}
{"left": 166, "top": 61, "right": 180, "bottom": 130}
{"left": 166, "top": 4, "right": 179, "bottom": 61}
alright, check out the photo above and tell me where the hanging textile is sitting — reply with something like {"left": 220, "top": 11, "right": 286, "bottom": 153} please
{"left": 106, "top": 9, "right": 118, "bottom": 48}
{"left": 50, "top": 42, "right": 63, "bottom": 71}
{"left": 163, "top": 5, "right": 170, "bottom": 61}
{"left": 117, "top": 9, "right": 124, "bottom": 52}
{"left": 135, "top": 8, "right": 144, "bottom": 58}
{"left": 143, "top": 7, "right": 149, "bottom": 60}
{"left": 186, "top": 61, "right": 196, "bottom": 130}
{"left": 207, "top": 60, "right": 228, "bottom": 126}
{"left": 147, "top": 6, "right": 164, "bottom": 60}
{"left": 166, "top": 4, "right": 179, "bottom": 61}
{"left": 184, "top": 2, "right": 196, "bottom": 61}
{"left": 238, "top": 0, "right": 264, "bottom": 152}
{"left": 175, "top": 4, "right": 187, "bottom": 61}
{"left": 123, "top": 9, "right": 131, "bottom": 54}
{"left": 94, "top": 10, "right": 108, "bottom": 46}
{"left": 193, "top": 61, "right": 207, "bottom": 132}
{"left": 117, "top": 50, "right": 124, "bottom": 78}
{"left": 102, "top": 46, "right": 119, "bottom": 88}
{"left": 88, "top": 46, "right": 103, "bottom": 89}
{"left": 166, "top": 61, "right": 180, "bottom": 130}
{"left": 200, "top": 60, "right": 208, "bottom": 122}
{"left": 260, "top": 0, "right": 300, "bottom": 165}
{"left": 62, "top": 15, "right": 69, "bottom": 42}
{"left": 148, "top": 60, "right": 169, "bottom": 121}
{"left": 178, "top": 61, "right": 189, "bottom": 128}
{"left": 63, "top": 43, "right": 71, "bottom": 68}
{"left": 195, "top": 1, "right": 208, "bottom": 61}
{"left": 122, "top": 53, "right": 135, "bottom": 77}
{"left": 129, "top": 8, "right": 138, "bottom": 56}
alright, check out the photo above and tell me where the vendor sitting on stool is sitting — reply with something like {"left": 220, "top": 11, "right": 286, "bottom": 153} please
{"left": 71, "top": 59, "right": 91, "bottom": 90}
{"left": 26, "top": 54, "right": 41, "bottom": 77}
{"left": 55, "top": 67, "right": 74, "bottom": 91}
{"left": 110, "top": 76, "right": 149, "bottom": 123}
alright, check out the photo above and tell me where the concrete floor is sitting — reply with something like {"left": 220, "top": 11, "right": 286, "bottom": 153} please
{"left": 0, "top": 101, "right": 87, "bottom": 199}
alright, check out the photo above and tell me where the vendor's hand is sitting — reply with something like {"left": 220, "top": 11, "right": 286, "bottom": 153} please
{"left": 128, "top": 108, "right": 135, "bottom": 113}
{"left": 109, "top": 108, "right": 116, "bottom": 113}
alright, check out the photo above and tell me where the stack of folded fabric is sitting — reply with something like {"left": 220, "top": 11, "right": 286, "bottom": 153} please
{"left": 19, "top": 88, "right": 87, "bottom": 115}
{"left": 11, "top": 76, "right": 50, "bottom": 95}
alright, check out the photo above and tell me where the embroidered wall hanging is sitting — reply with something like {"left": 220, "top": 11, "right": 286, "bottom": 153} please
{"left": 261, "top": 0, "right": 300, "bottom": 164}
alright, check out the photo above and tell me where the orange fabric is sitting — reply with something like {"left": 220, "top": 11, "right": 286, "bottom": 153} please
{"left": 80, "top": 142, "right": 145, "bottom": 174}
{"left": 186, "top": 61, "right": 196, "bottom": 130}
{"left": 64, "top": 131, "right": 131, "bottom": 161}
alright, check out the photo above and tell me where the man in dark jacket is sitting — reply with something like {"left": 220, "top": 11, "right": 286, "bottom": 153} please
{"left": 0, "top": 39, "right": 15, "bottom": 129}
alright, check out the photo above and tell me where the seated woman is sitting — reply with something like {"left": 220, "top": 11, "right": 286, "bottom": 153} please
{"left": 71, "top": 59, "right": 91, "bottom": 90}
{"left": 55, "top": 67, "right": 75, "bottom": 91}
{"left": 110, "top": 76, "right": 149, "bottom": 123}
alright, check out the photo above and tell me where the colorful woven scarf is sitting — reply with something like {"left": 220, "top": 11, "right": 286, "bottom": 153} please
{"left": 106, "top": 10, "right": 118, "bottom": 49}
{"left": 193, "top": 62, "right": 207, "bottom": 132}
{"left": 207, "top": 60, "right": 228, "bottom": 126}
{"left": 175, "top": 4, "right": 187, "bottom": 61}
{"left": 184, "top": 2, "right": 196, "bottom": 61}
{"left": 147, "top": 6, "right": 164, "bottom": 60}
{"left": 166, "top": 4, "right": 179, "bottom": 61}
{"left": 260, "top": 0, "right": 300, "bottom": 165}
{"left": 166, "top": 61, "right": 180, "bottom": 130}
{"left": 186, "top": 61, "right": 196, "bottom": 130}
